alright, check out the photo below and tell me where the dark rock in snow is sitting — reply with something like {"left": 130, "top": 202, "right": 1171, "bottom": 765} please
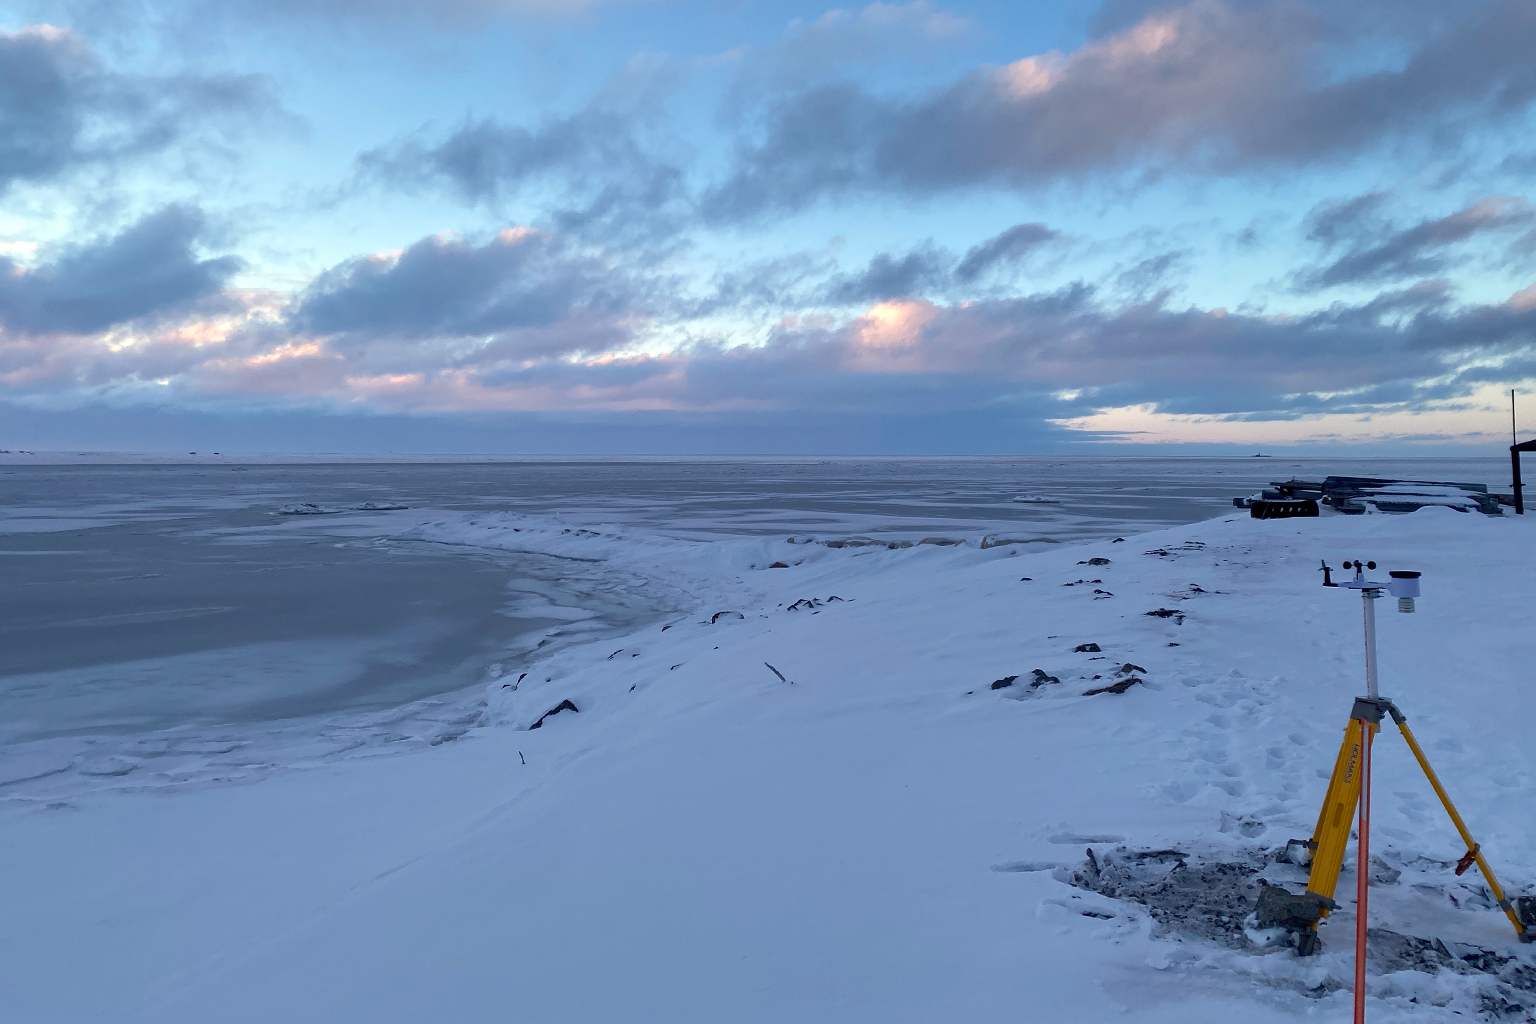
{"left": 1073, "top": 643, "right": 1102, "bottom": 653}
{"left": 1253, "top": 885, "right": 1324, "bottom": 932}
{"left": 990, "top": 676, "right": 1018, "bottom": 690}
{"left": 1030, "top": 669, "right": 1060, "bottom": 687}
{"left": 1084, "top": 677, "right": 1141, "bottom": 695}
{"left": 1116, "top": 663, "right": 1147, "bottom": 675}
{"left": 1079, "top": 557, "right": 1111, "bottom": 566}
{"left": 1145, "top": 608, "right": 1185, "bottom": 624}
{"left": 528, "top": 699, "right": 579, "bottom": 729}
{"left": 769, "top": 562, "right": 790, "bottom": 568}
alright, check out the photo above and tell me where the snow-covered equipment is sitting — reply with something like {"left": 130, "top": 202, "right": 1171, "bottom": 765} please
{"left": 1247, "top": 497, "right": 1318, "bottom": 519}
{"left": 1324, "top": 478, "right": 1502, "bottom": 515}
{"left": 1259, "top": 561, "right": 1531, "bottom": 1023}
{"left": 1234, "top": 476, "right": 1503, "bottom": 516}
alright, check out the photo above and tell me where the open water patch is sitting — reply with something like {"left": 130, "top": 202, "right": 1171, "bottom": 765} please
{"left": 0, "top": 522, "right": 681, "bottom": 800}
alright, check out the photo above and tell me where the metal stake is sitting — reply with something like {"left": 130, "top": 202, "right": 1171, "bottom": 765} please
{"left": 1361, "top": 589, "right": 1379, "bottom": 699}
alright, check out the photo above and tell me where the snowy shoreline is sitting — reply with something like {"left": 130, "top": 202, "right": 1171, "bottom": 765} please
{"left": 4, "top": 505, "right": 1535, "bottom": 1021}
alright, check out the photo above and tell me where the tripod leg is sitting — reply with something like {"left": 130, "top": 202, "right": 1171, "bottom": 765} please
{"left": 1394, "top": 718, "right": 1529, "bottom": 942}
{"left": 1299, "top": 716, "right": 1373, "bottom": 951}
{"left": 1308, "top": 723, "right": 1357, "bottom": 849}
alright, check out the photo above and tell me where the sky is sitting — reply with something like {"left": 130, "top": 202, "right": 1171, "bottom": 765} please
{"left": 1, "top": 0, "right": 1534, "bottom": 455}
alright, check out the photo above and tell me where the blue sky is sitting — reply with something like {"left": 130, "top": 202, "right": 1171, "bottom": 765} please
{"left": 2, "top": 0, "right": 1534, "bottom": 453}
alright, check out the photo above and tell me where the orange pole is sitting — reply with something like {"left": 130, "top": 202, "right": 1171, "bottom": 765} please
{"left": 1355, "top": 724, "right": 1372, "bottom": 1023}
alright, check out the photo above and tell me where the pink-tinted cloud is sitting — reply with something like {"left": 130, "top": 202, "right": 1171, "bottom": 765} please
{"left": 704, "top": 0, "right": 1536, "bottom": 218}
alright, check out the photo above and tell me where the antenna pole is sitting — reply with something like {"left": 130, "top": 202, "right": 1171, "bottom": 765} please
{"left": 1515, "top": 391, "right": 1526, "bottom": 516}
{"left": 1361, "top": 589, "right": 1379, "bottom": 698}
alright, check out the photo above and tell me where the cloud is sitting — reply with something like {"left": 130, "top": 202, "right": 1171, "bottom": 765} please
{"left": 1299, "top": 192, "right": 1535, "bottom": 288}
{"left": 818, "top": 221, "right": 1066, "bottom": 304}
{"left": 1089, "top": 0, "right": 1471, "bottom": 42}
{"left": 954, "top": 223, "right": 1060, "bottom": 282}
{"left": 84, "top": 269, "right": 1533, "bottom": 426}
{"left": 824, "top": 244, "right": 951, "bottom": 304}
{"left": 294, "top": 227, "right": 640, "bottom": 360}
{"left": 43, "top": 0, "right": 637, "bottom": 32}
{"left": 682, "top": 220, "right": 1067, "bottom": 318}
{"left": 689, "top": 251, "right": 839, "bottom": 318}
{"left": 701, "top": 0, "right": 1536, "bottom": 219}
{"left": 1114, "top": 250, "right": 1190, "bottom": 297}
{"left": 3, "top": 205, "right": 1532, "bottom": 447}
{"left": 356, "top": 106, "right": 689, "bottom": 243}
{"left": 359, "top": 112, "right": 656, "bottom": 204}
{"left": 719, "top": 282, "right": 1535, "bottom": 422}
{"left": 356, "top": 3, "right": 974, "bottom": 237}
{"left": 721, "top": 2, "right": 972, "bottom": 103}
{"left": 0, "top": 204, "right": 243, "bottom": 336}
{"left": 0, "top": 24, "right": 280, "bottom": 194}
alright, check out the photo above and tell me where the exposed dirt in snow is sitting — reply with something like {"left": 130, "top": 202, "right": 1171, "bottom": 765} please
{"left": 1063, "top": 843, "right": 1536, "bottom": 1017}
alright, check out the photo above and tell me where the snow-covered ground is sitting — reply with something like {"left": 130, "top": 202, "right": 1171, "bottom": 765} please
{"left": 3, "top": 501, "right": 1534, "bottom": 1022}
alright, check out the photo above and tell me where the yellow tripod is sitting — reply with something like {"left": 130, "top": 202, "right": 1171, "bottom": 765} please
{"left": 1268, "top": 560, "right": 1534, "bottom": 963}
{"left": 1293, "top": 694, "right": 1531, "bottom": 957}
{"left": 1250, "top": 560, "right": 1534, "bottom": 1023}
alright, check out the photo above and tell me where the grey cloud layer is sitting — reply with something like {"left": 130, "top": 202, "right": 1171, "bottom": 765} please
{"left": 0, "top": 25, "right": 278, "bottom": 193}
{"left": 0, "top": 205, "right": 242, "bottom": 336}
{"left": 358, "top": 111, "right": 690, "bottom": 244}
{"left": 355, "top": 0, "right": 967, "bottom": 236}
{"left": 821, "top": 222, "right": 1063, "bottom": 304}
{"left": 7, "top": 214, "right": 1530, "bottom": 428}
{"left": 647, "top": 283, "right": 1536, "bottom": 421}
{"left": 357, "top": 0, "right": 1536, "bottom": 230}
{"left": 295, "top": 229, "right": 641, "bottom": 360}
{"left": 955, "top": 223, "right": 1060, "bottom": 281}
{"left": 1301, "top": 192, "right": 1535, "bottom": 288}
{"left": 359, "top": 113, "right": 677, "bottom": 206}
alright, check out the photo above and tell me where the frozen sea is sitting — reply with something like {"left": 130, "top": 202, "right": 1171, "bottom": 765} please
{"left": 0, "top": 454, "right": 1511, "bottom": 795}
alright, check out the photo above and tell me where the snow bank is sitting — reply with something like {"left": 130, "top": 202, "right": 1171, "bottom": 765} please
{"left": 2, "top": 506, "right": 1534, "bottom": 1021}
